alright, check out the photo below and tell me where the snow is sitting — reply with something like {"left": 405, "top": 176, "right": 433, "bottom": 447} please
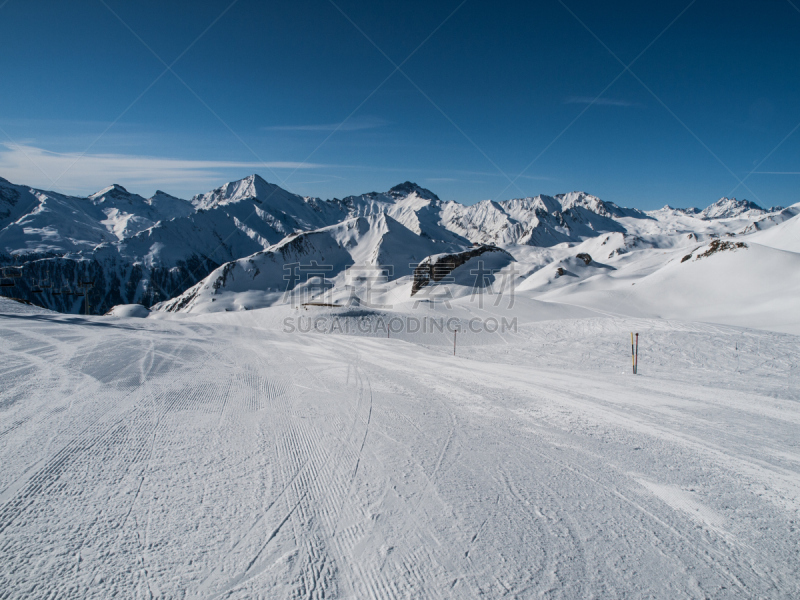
{"left": 2, "top": 273, "right": 800, "bottom": 597}
{"left": 749, "top": 206, "right": 800, "bottom": 253}
{"left": 533, "top": 241, "right": 800, "bottom": 334}
{"left": 105, "top": 303, "right": 150, "bottom": 318}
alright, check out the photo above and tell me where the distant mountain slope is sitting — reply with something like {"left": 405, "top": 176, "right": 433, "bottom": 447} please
{"left": 536, "top": 238, "right": 800, "bottom": 333}
{"left": 341, "top": 186, "right": 652, "bottom": 247}
{"left": 334, "top": 182, "right": 467, "bottom": 245}
{"left": 159, "top": 213, "right": 466, "bottom": 313}
{"left": 700, "top": 197, "right": 777, "bottom": 220}
{"left": 749, "top": 204, "right": 800, "bottom": 253}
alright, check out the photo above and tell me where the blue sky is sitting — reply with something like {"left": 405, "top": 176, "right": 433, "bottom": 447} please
{"left": 0, "top": 0, "right": 798, "bottom": 209}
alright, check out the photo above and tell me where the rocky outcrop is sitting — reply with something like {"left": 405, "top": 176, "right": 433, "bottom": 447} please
{"left": 697, "top": 239, "right": 748, "bottom": 258}
{"left": 681, "top": 239, "right": 749, "bottom": 264}
{"left": 411, "top": 245, "right": 510, "bottom": 295}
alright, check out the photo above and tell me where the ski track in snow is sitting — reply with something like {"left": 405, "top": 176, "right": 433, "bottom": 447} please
{"left": 0, "top": 307, "right": 799, "bottom": 598}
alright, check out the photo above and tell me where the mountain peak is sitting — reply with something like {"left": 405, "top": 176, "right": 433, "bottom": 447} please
{"left": 557, "top": 191, "right": 610, "bottom": 214}
{"left": 191, "top": 174, "right": 291, "bottom": 210}
{"left": 388, "top": 182, "right": 439, "bottom": 201}
{"left": 243, "top": 173, "right": 268, "bottom": 185}
{"left": 89, "top": 184, "right": 130, "bottom": 199}
{"left": 701, "top": 197, "right": 765, "bottom": 220}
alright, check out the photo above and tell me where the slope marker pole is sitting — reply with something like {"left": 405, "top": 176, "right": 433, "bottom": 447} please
{"left": 631, "top": 332, "right": 635, "bottom": 374}
{"left": 635, "top": 333, "right": 639, "bottom": 375}
{"left": 453, "top": 330, "right": 457, "bottom": 356}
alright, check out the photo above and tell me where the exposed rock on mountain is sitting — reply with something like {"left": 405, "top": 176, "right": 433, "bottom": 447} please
{"left": 411, "top": 245, "right": 510, "bottom": 295}
{"left": 695, "top": 239, "right": 748, "bottom": 259}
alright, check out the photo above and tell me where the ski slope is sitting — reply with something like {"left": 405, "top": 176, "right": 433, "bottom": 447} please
{"left": 1, "top": 297, "right": 799, "bottom": 598}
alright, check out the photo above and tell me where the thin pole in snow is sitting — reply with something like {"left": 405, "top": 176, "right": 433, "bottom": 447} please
{"left": 453, "top": 330, "right": 457, "bottom": 356}
{"left": 631, "top": 332, "right": 635, "bottom": 374}
{"left": 635, "top": 333, "right": 639, "bottom": 375}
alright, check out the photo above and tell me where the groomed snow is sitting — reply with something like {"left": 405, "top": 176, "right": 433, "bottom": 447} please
{"left": 1, "top": 296, "right": 799, "bottom": 598}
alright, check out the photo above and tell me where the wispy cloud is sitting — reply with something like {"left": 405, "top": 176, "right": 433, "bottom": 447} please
{"left": 564, "top": 96, "right": 637, "bottom": 107}
{"left": 0, "top": 144, "right": 328, "bottom": 196}
{"left": 264, "top": 115, "right": 388, "bottom": 132}
{"left": 437, "top": 169, "right": 550, "bottom": 181}
{"left": 425, "top": 173, "right": 550, "bottom": 184}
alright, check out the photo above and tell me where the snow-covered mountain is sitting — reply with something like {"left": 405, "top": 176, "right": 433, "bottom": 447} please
{"left": 339, "top": 186, "right": 649, "bottom": 247}
{"left": 0, "top": 173, "right": 794, "bottom": 315}
{"left": 699, "top": 196, "right": 777, "bottom": 220}
{"left": 159, "top": 212, "right": 467, "bottom": 313}
{"left": 335, "top": 182, "right": 468, "bottom": 245}
{"left": 440, "top": 191, "right": 648, "bottom": 247}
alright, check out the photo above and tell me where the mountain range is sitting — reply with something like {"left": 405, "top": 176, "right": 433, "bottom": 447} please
{"left": 0, "top": 173, "right": 795, "bottom": 316}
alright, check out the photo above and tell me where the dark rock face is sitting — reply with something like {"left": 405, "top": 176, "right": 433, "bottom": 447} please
{"left": 411, "top": 245, "right": 508, "bottom": 295}
{"left": 0, "top": 186, "right": 20, "bottom": 222}
{"left": 576, "top": 253, "right": 592, "bottom": 265}
{"left": 0, "top": 253, "right": 220, "bottom": 315}
{"left": 555, "top": 267, "right": 566, "bottom": 277}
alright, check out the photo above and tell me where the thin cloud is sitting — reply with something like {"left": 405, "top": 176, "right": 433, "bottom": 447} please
{"left": 564, "top": 96, "right": 638, "bottom": 107}
{"left": 264, "top": 115, "right": 388, "bottom": 132}
{"left": 444, "top": 169, "right": 550, "bottom": 181}
{"left": 0, "top": 144, "right": 328, "bottom": 196}
{"left": 425, "top": 177, "right": 489, "bottom": 185}
{"left": 426, "top": 174, "right": 549, "bottom": 184}
{"left": 514, "top": 174, "right": 551, "bottom": 181}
